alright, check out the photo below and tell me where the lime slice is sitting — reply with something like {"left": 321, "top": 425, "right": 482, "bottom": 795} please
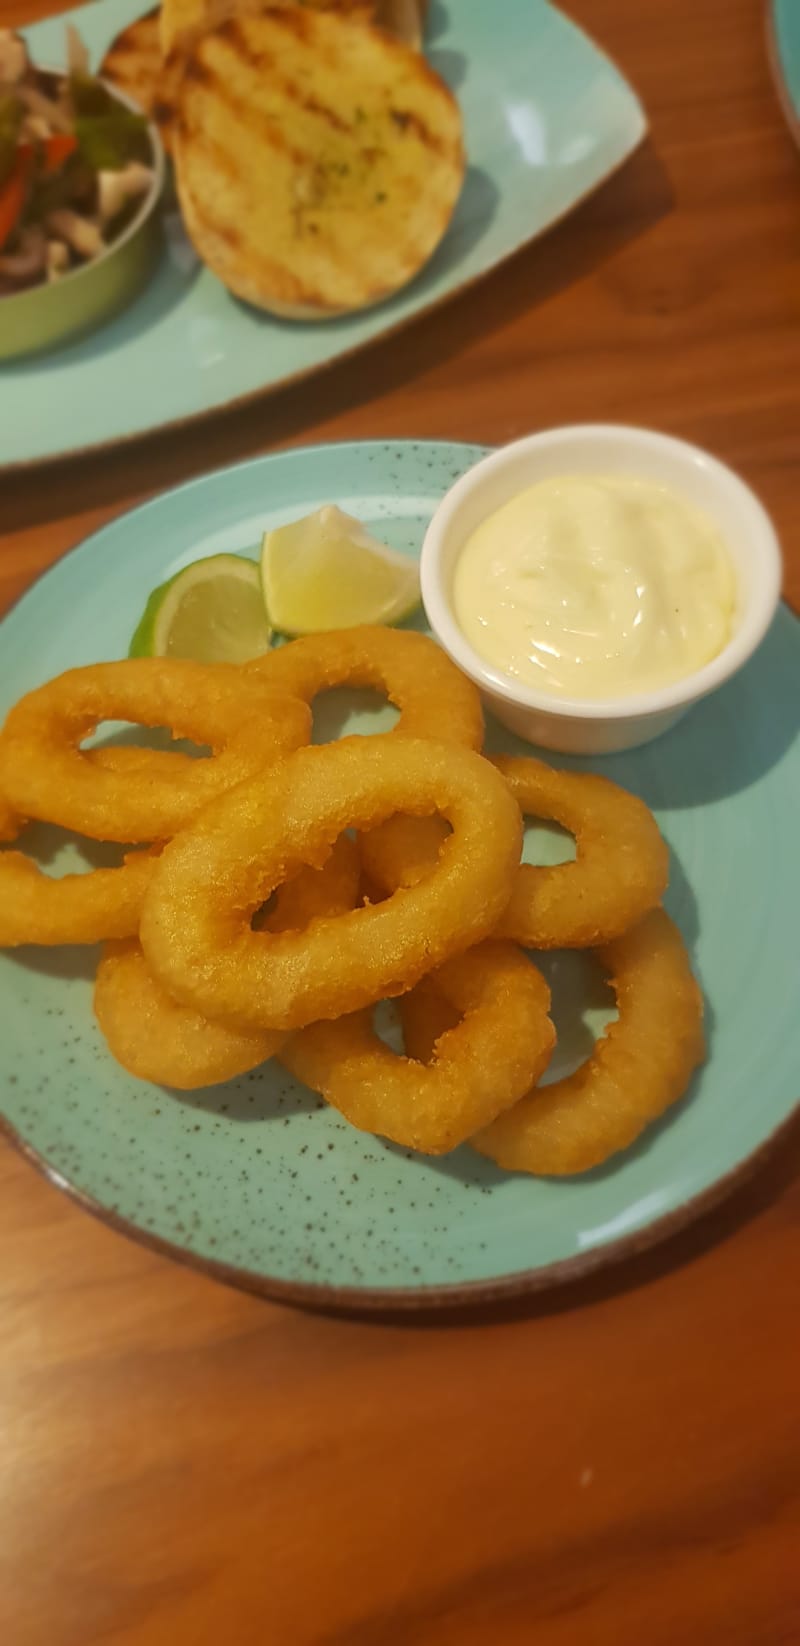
{"left": 260, "top": 506, "right": 421, "bottom": 634}
{"left": 129, "top": 554, "right": 272, "bottom": 663}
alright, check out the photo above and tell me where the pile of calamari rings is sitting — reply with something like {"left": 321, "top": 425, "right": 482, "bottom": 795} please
{"left": 0, "top": 630, "right": 704, "bottom": 1173}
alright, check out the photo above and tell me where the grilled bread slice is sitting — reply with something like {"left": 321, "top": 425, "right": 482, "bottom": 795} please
{"left": 168, "top": 7, "right": 464, "bottom": 318}
{"left": 161, "top": 0, "right": 208, "bottom": 53}
{"left": 156, "top": 0, "right": 421, "bottom": 134}
{"left": 100, "top": 7, "right": 163, "bottom": 118}
{"left": 376, "top": 0, "right": 429, "bottom": 49}
{"left": 156, "top": 2, "right": 382, "bottom": 156}
{"left": 160, "top": 0, "right": 378, "bottom": 55}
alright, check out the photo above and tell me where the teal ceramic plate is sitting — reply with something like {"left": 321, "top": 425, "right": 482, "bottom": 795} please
{"left": 769, "top": 0, "right": 800, "bottom": 142}
{"left": 2, "top": 0, "right": 646, "bottom": 468}
{"left": 1, "top": 441, "right": 798, "bottom": 1309}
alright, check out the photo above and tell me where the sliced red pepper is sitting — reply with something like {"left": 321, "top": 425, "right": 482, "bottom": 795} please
{"left": 42, "top": 132, "right": 78, "bottom": 175}
{"left": 0, "top": 144, "right": 33, "bottom": 251}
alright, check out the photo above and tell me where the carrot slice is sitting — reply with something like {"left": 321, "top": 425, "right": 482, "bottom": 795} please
{"left": 0, "top": 146, "right": 33, "bottom": 250}
{"left": 42, "top": 132, "right": 77, "bottom": 174}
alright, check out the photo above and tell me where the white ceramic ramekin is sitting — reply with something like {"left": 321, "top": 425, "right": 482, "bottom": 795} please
{"left": 420, "top": 425, "right": 782, "bottom": 754}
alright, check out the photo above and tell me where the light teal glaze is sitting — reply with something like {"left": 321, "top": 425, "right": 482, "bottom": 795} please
{"left": 0, "top": 441, "right": 798, "bottom": 1303}
{"left": 2, "top": 0, "right": 646, "bottom": 465}
{"left": 771, "top": 0, "right": 800, "bottom": 135}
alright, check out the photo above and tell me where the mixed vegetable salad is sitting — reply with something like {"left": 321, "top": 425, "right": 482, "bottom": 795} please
{"left": 0, "top": 26, "right": 156, "bottom": 295}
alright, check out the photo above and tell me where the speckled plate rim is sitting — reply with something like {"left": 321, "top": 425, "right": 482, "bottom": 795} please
{"left": 3, "top": 0, "right": 648, "bottom": 471}
{"left": 1, "top": 438, "right": 798, "bottom": 1312}
{"left": 767, "top": 0, "right": 800, "bottom": 146}
{"left": 2, "top": 1106, "right": 797, "bottom": 1313}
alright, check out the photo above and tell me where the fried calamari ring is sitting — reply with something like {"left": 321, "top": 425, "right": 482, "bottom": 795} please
{"left": 246, "top": 627, "right": 484, "bottom": 748}
{"left": 94, "top": 836, "right": 360, "bottom": 1089}
{"left": 140, "top": 737, "right": 522, "bottom": 1032}
{"left": 402, "top": 909, "right": 705, "bottom": 1174}
{"left": 361, "top": 754, "right": 670, "bottom": 949}
{"left": 0, "top": 833, "right": 157, "bottom": 947}
{"left": 95, "top": 940, "right": 279, "bottom": 1088}
{"left": 0, "top": 659, "right": 311, "bottom": 843}
{"left": 0, "top": 791, "right": 20, "bottom": 843}
{"left": 281, "top": 940, "right": 555, "bottom": 1153}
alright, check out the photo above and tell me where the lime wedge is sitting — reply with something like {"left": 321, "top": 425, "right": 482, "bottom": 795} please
{"left": 260, "top": 506, "right": 421, "bottom": 634}
{"left": 129, "top": 554, "right": 272, "bottom": 663}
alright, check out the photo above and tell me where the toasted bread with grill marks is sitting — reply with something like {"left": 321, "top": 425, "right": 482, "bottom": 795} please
{"left": 100, "top": 8, "right": 163, "bottom": 119}
{"left": 155, "top": 1, "right": 400, "bottom": 136}
{"left": 160, "top": 0, "right": 379, "bottom": 55}
{"left": 376, "top": 0, "right": 429, "bottom": 49}
{"left": 168, "top": 7, "right": 464, "bottom": 318}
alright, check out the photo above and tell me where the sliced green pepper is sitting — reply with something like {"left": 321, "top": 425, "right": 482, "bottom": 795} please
{"left": 75, "top": 110, "right": 150, "bottom": 171}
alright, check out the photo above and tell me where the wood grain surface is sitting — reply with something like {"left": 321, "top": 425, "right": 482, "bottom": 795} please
{"left": 1, "top": 2, "right": 799, "bottom": 1643}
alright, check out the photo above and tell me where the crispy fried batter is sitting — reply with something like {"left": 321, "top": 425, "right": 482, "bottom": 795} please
{"left": 361, "top": 755, "right": 670, "bottom": 949}
{"left": 95, "top": 834, "right": 360, "bottom": 1086}
{"left": 0, "top": 660, "right": 311, "bottom": 843}
{"left": 282, "top": 940, "right": 555, "bottom": 1153}
{"left": 246, "top": 626, "right": 483, "bottom": 747}
{"left": 0, "top": 838, "right": 157, "bottom": 947}
{"left": 403, "top": 910, "right": 705, "bottom": 1174}
{"left": 140, "top": 737, "right": 521, "bottom": 1031}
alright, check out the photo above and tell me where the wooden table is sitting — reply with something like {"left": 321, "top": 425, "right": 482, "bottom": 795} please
{"left": 2, "top": 3, "right": 799, "bottom": 1642}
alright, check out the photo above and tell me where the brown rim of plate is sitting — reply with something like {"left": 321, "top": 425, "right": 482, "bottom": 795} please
{"left": 0, "top": 127, "right": 647, "bottom": 474}
{"left": 765, "top": 1, "right": 800, "bottom": 149}
{"left": 2, "top": 1101, "right": 798, "bottom": 1316}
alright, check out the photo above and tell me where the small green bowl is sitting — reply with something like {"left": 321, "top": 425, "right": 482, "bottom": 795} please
{"left": 0, "top": 85, "right": 165, "bottom": 362}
